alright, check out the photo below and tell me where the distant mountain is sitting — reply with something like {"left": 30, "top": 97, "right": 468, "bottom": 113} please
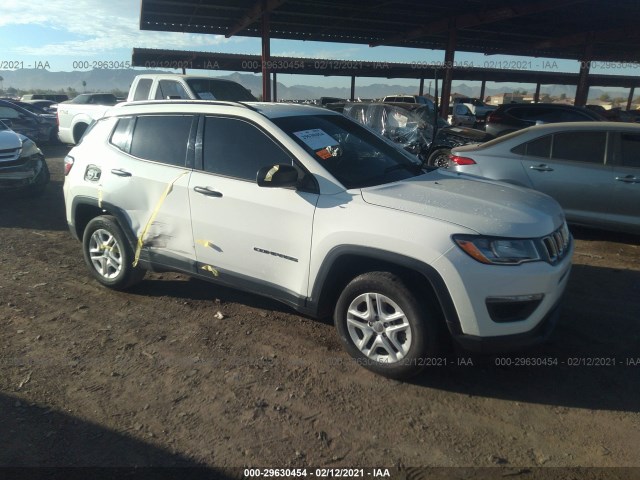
{"left": 0, "top": 68, "right": 631, "bottom": 101}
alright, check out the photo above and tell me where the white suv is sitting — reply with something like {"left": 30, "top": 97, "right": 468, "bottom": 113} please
{"left": 63, "top": 100, "right": 573, "bottom": 378}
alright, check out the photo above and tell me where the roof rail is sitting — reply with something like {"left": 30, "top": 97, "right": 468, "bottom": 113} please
{"left": 118, "top": 99, "right": 253, "bottom": 109}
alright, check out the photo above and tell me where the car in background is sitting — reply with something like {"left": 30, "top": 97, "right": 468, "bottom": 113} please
{"left": 329, "top": 101, "right": 493, "bottom": 167}
{"left": 0, "top": 99, "right": 57, "bottom": 144}
{"left": 448, "top": 122, "right": 640, "bottom": 234}
{"left": 448, "top": 103, "right": 476, "bottom": 127}
{"left": 452, "top": 97, "right": 497, "bottom": 126}
{"left": 382, "top": 94, "right": 433, "bottom": 105}
{"left": 0, "top": 120, "right": 49, "bottom": 195}
{"left": 21, "top": 94, "right": 69, "bottom": 103}
{"left": 485, "top": 103, "right": 605, "bottom": 137}
{"left": 57, "top": 93, "right": 120, "bottom": 144}
{"left": 21, "top": 99, "right": 59, "bottom": 114}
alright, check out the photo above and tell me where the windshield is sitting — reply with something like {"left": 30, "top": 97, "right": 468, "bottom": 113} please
{"left": 186, "top": 79, "right": 256, "bottom": 101}
{"left": 273, "top": 114, "right": 424, "bottom": 189}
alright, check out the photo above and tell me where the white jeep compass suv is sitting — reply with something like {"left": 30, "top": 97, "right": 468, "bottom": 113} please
{"left": 63, "top": 100, "right": 573, "bottom": 378}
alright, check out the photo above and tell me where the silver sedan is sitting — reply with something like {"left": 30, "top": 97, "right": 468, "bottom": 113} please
{"left": 448, "top": 122, "right": 640, "bottom": 234}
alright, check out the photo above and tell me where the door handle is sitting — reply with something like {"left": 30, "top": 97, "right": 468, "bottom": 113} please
{"left": 529, "top": 164, "right": 554, "bottom": 172}
{"left": 615, "top": 175, "right": 640, "bottom": 184}
{"left": 111, "top": 168, "right": 132, "bottom": 177}
{"left": 193, "top": 186, "right": 223, "bottom": 197}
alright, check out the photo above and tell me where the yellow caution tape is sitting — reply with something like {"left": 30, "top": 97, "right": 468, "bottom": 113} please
{"left": 195, "top": 239, "right": 213, "bottom": 248}
{"left": 201, "top": 265, "right": 219, "bottom": 277}
{"left": 264, "top": 165, "right": 279, "bottom": 182}
{"left": 133, "top": 171, "right": 189, "bottom": 267}
{"left": 97, "top": 186, "right": 103, "bottom": 209}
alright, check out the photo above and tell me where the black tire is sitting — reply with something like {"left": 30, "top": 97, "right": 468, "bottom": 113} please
{"left": 82, "top": 215, "right": 146, "bottom": 290}
{"left": 334, "top": 272, "right": 442, "bottom": 379}
{"left": 427, "top": 148, "right": 451, "bottom": 168}
{"left": 28, "top": 158, "right": 50, "bottom": 197}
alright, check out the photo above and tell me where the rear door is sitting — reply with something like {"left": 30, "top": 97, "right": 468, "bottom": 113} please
{"left": 610, "top": 131, "right": 640, "bottom": 231}
{"left": 101, "top": 114, "right": 196, "bottom": 266}
{"left": 520, "top": 130, "right": 614, "bottom": 224}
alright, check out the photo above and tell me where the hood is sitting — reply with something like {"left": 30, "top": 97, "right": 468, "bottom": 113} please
{"left": 361, "top": 170, "right": 564, "bottom": 238}
{"left": 0, "top": 129, "right": 22, "bottom": 150}
{"left": 437, "top": 126, "right": 494, "bottom": 144}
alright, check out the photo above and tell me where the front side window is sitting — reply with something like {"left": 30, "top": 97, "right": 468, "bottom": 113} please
{"left": 551, "top": 131, "right": 606, "bottom": 164}
{"left": 203, "top": 116, "right": 292, "bottom": 181}
{"left": 129, "top": 115, "right": 193, "bottom": 167}
{"left": 273, "top": 114, "right": 423, "bottom": 189}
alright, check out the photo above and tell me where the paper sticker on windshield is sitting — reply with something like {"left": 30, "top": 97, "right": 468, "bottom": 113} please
{"left": 198, "top": 92, "right": 216, "bottom": 100}
{"left": 293, "top": 129, "right": 339, "bottom": 151}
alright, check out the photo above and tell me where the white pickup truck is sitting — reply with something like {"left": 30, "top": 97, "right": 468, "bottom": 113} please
{"left": 58, "top": 75, "right": 256, "bottom": 144}
{"left": 57, "top": 93, "right": 119, "bottom": 144}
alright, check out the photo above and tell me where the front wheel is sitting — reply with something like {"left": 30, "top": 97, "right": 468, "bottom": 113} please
{"left": 427, "top": 148, "right": 451, "bottom": 168}
{"left": 82, "top": 215, "right": 145, "bottom": 290}
{"left": 334, "top": 272, "right": 442, "bottom": 379}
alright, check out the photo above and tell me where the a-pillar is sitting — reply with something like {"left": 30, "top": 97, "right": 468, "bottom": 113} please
{"left": 350, "top": 76, "right": 356, "bottom": 101}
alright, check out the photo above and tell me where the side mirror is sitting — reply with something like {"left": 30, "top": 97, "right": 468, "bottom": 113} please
{"left": 257, "top": 164, "right": 299, "bottom": 188}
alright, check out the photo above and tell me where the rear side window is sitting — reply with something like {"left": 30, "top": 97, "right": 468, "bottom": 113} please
{"left": 133, "top": 79, "right": 152, "bottom": 101}
{"left": 110, "top": 117, "right": 133, "bottom": 151}
{"left": 512, "top": 135, "right": 552, "bottom": 157}
{"left": 155, "top": 80, "right": 190, "bottom": 100}
{"left": 202, "top": 116, "right": 292, "bottom": 181}
{"left": 619, "top": 133, "right": 640, "bottom": 168}
{"left": 551, "top": 131, "right": 606, "bottom": 164}
{"left": 130, "top": 115, "right": 193, "bottom": 167}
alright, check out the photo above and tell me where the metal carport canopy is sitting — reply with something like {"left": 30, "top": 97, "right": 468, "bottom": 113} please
{"left": 139, "top": 0, "right": 640, "bottom": 108}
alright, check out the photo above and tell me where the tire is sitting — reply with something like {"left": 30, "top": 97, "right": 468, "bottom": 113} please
{"left": 27, "top": 158, "right": 50, "bottom": 197}
{"left": 334, "top": 272, "right": 442, "bottom": 379}
{"left": 82, "top": 215, "right": 146, "bottom": 290}
{"left": 427, "top": 148, "right": 451, "bottom": 168}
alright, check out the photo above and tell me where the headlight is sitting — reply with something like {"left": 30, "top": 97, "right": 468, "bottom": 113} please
{"left": 453, "top": 235, "right": 541, "bottom": 265}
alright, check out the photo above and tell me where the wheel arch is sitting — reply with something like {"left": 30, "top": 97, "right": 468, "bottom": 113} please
{"left": 71, "top": 196, "right": 138, "bottom": 248}
{"left": 310, "top": 246, "right": 462, "bottom": 336}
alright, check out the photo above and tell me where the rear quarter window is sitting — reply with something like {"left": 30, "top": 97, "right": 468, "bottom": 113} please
{"left": 129, "top": 115, "right": 193, "bottom": 167}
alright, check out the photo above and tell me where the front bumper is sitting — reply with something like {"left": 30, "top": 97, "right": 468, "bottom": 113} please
{"left": 432, "top": 235, "right": 573, "bottom": 352}
{"left": 452, "top": 296, "right": 563, "bottom": 353}
{"left": 0, "top": 154, "right": 48, "bottom": 191}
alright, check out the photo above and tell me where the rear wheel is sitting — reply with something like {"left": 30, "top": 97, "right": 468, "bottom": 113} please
{"left": 82, "top": 215, "right": 145, "bottom": 290}
{"left": 334, "top": 272, "right": 442, "bottom": 379}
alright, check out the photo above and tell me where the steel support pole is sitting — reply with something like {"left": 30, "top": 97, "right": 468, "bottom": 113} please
{"left": 440, "top": 22, "right": 457, "bottom": 119}
{"left": 261, "top": 1, "right": 271, "bottom": 102}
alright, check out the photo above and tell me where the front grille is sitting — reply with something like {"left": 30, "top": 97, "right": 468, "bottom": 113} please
{"left": 0, "top": 147, "right": 21, "bottom": 163}
{"left": 540, "top": 223, "right": 571, "bottom": 264}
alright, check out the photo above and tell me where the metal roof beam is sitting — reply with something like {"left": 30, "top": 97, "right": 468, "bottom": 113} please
{"left": 226, "top": 0, "right": 287, "bottom": 38}
{"left": 535, "top": 24, "right": 640, "bottom": 49}
{"left": 370, "top": 0, "right": 585, "bottom": 47}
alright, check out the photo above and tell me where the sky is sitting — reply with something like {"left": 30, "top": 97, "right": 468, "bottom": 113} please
{"left": 1, "top": 0, "right": 639, "bottom": 91}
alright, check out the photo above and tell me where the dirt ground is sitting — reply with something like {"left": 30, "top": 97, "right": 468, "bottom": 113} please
{"left": 1, "top": 145, "right": 639, "bottom": 478}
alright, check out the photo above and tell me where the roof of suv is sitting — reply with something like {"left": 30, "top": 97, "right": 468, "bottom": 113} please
{"left": 107, "top": 100, "right": 337, "bottom": 119}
